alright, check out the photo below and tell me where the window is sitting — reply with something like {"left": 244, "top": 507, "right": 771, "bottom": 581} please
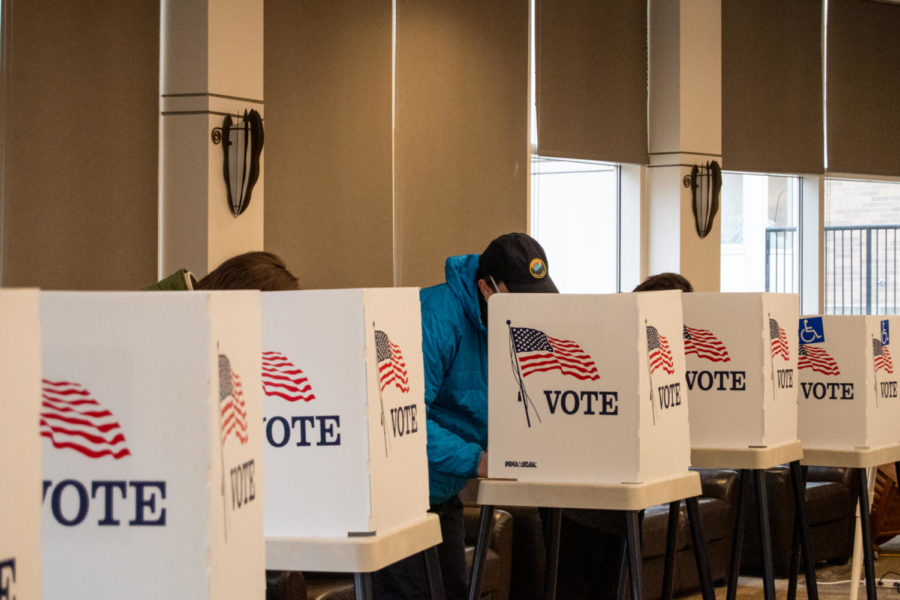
{"left": 527, "top": 0, "right": 623, "bottom": 294}
{"left": 720, "top": 173, "right": 801, "bottom": 293}
{"left": 531, "top": 157, "right": 619, "bottom": 293}
{"left": 825, "top": 178, "right": 900, "bottom": 315}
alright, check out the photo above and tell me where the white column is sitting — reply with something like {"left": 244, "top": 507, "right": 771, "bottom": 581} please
{"left": 647, "top": 0, "right": 722, "bottom": 292}
{"left": 159, "top": 0, "right": 264, "bottom": 278}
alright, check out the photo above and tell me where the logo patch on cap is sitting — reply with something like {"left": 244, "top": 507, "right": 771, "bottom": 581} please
{"left": 529, "top": 258, "right": 548, "bottom": 279}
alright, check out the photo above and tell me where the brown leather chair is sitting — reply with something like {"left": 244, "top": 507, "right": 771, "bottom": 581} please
{"left": 540, "top": 469, "right": 741, "bottom": 599}
{"left": 277, "top": 508, "right": 514, "bottom": 600}
{"left": 740, "top": 465, "right": 860, "bottom": 577}
{"left": 266, "top": 571, "right": 307, "bottom": 600}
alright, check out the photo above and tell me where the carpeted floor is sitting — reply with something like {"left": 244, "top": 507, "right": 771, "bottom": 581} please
{"left": 678, "top": 536, "right": 900, "bottom": 599}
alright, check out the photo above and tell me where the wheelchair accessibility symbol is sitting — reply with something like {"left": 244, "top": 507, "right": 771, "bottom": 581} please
{"left": 882, "top": 319, "right": 890, "bottom": 346}
{"left": 799, "top": 317, "right": 825, "bottom": 344}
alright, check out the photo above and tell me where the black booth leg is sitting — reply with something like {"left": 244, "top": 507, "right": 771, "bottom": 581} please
{"left": 754, "top": 470, "right": 777, "bottom": 600}
{"left": 542, "top": 508, "right": 562, "bottom": 600}
{"left": 467, "top": 505, "right": 494, "bottom": 600}
{"left": 624, "top": 510, "right": 644, "bottom": 600}
{"left": 616, "top": 535, "right": 628, "bottom": 600}
{"left": 857, "top": 468, "right": 878, "bottom": 600}
{"left": 354, "top": 573, "right": 374, "bottom": 600}
{"left": 685, "top": 496, "right": 716, "bottom": 600}
{"left": 787, "top": 505, "right": 801, "bottom": 600}
{"left": 424, "top": 545, "right": 446, "bottom": 600}
{"left": 789, "top": 461, "right": 818, "bottom": 600}
{"left": 726, "top": 469, "right": 750, "bottom": 600}
{"left": 661, "top": 500, "right": 680, "bottom": 600}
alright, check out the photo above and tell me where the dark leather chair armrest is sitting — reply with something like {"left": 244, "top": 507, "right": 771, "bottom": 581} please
{"left": 696, "top": 468, "right": 740, "bottom": 503}
{"left": 267, "top": 569, "right": 308, "bottom": 600}
{"left": 807, "top": 465, "right": 855, "bottom": 487}
{"left": 464, "top": 507, "right": 514, "bottom": 600}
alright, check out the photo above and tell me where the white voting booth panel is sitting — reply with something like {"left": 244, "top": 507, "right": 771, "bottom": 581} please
{"left": 40, "top": 292, "right": 264, "bottom": 600}
{"left": 682, "top": 293, "right": 799, "bottom": 449}
{"left": 797, "top": 315, "right": 900, "bottom": 451}
{"left": 487, "top": 292, "right": 690, "bottom": 485}
{"left": 0, "top": 290, "right": 42, "bottom": 600}
{"left": 262, "top": 289, "right": 428, "bottom": 538}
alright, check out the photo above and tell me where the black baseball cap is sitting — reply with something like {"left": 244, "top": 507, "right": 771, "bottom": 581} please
{"left": 477, "top": 233, "right": 558, "bottom": 293}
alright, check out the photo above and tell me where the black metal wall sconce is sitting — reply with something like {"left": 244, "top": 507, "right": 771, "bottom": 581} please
{"left": 211, "top": 109, "right": 264, "bottom": 217}
{"left": 683, "top": 160, "right": 722, "bottom": 239}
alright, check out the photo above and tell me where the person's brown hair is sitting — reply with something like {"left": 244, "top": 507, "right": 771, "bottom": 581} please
{"left": 632, "top": 272, "right": 694, "bottom": 293}
{"left": 195, "top": 251, "right": 299, "bottom": 291}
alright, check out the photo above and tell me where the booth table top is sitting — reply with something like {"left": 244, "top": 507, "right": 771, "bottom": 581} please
{"left": 471, "top": 471, "right": 702, "bottom": 511}
{"left": 265, "top": 513, "right": 442, "bottom": 573}
{"left": 801, "top": 443, "right": 900, "bottom": 469}
{"left": 690, "top": 440, "right": 803, "bottom": 470}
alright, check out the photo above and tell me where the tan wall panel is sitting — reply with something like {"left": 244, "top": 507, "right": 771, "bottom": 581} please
{"left": 396, "top": 0, "right": 529, "bottom": 288}
{"left": 722, "top": 0, "right": 823, "bottom": 175}
{"left": 2, "top": 0, "right": 159, "bottom": 290}
{"left": 536, "top": 0, "right": 647, "bottom": 164}
{"left": 827, "top": 0, "right": 900, "bottom": 177}
{"left": 264, "top": 0, "right": 394, "bottom": 290}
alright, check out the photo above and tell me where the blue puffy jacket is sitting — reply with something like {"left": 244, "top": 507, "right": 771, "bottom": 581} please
{"left": 420, "top": 254, "right": 487, "bottom": 504}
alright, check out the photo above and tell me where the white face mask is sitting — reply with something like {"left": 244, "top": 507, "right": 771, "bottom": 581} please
{"left": 489, "top": 276, "right": 502, "bottom": 294}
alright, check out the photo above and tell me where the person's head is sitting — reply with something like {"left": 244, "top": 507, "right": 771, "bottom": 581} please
{"left": 195, "top": 251, "right": 300, "bottom": 291}
{"left": 632, "top": 272, "right": 693, "bottom": 293}
{"left": 473, "top": 233, "right": 557, "bottom": 322}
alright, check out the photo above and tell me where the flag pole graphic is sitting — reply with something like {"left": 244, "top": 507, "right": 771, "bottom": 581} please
{"left": 508, "top": 321, "right": 541, "bottom": 428}
{"left": 873, "top": 337, "right": 880, "bottom": 409}
{"left": 646, "top": 320, "right": 657, "bottom": 426}
{"left": 375, "top": 322, "right": 391, "bottom": 458}
{"left": 217, "top": 347, "right": 229, "bottom": 542}
{"left": 769, "top": 314, "right": 776, "bottom": 402}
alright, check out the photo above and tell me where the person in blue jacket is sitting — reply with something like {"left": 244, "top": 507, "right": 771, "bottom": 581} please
{"left": 374, "top": 232, "right": 557, "bottom": 599}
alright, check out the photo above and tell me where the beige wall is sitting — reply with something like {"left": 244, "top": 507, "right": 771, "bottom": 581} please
{"left": 3, "top": 2, "right": 898, "bottom": 293}
{"left": 1, "top": 0, "right": 159, "bottom": 290}
{"left": 264, "top": 0, "right": 394, "bottom": 290}
{"left": 395, "top": 0, "right": 529, "bottom": 288}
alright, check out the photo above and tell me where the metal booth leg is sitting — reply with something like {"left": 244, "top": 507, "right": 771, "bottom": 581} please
{"left": 624, "top": 510, "right": 644, "bottom": 600}
{"left": 354, "top": 573, "right": 374, "bottom": 600}
{"left": 542, "top": 507, "right": 562, "bottom": 600}
{"left": 661, "top": 500, "right": 680, "bottom": 600}
{"left": 424, "top": 545, "right": 446, "bottom": 600}
{"left": 726, "top": 469, "right": 751, "bottom": 600}
{"left": 787, "top": 500, "right": 801, "bottom": 600}
{"left": 615, "top": 534, "right": 628, "bottom": 600}
{"left": 857, "top": 468, "right": 878, "bottom": 600}
{"left": 787, "top": 461, "right": 818, "bottom": 600}
{"left": 685, "top": 496, "right": 716, "bottom": 600}
{"left": 754, "top": 470, "right": 777, "bottom": 600}
{"left": 467, "top": 505, "right": 494, "bottom": 600}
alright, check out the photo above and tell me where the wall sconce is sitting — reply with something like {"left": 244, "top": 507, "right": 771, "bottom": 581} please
{"left": 211, "top": 109, "right": 264, "bottom": 217}
{"left": 684, "top": 160, "right": 722, "bottom": 239}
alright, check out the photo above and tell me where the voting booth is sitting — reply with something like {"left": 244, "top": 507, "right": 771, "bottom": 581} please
{"left": 682, "top": 293, "right": 799, "bottom": 449}
{"left": 487, "top": 291, "right": 690, "bottom": 485}
{"left": 40, "top": 292, "right": 264, "bottom": 600}
{"left": 797, "top": 315, "right": 900, "bottom": 451}
{"left": 0, "top": 290, "right": 42, "bottom": 600}
{"left": 262, "top": 289, "right": 428, "bottom": 538}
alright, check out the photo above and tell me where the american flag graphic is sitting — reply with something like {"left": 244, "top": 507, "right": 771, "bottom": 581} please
{"left": 770, "top": 318, "right": 790, "bottom": 361}
{"left": 647, "top": 325, "right": 675, "bottom": 375}
{"left": 510, "top": 327, "right": 600, "bottom": 380}
{"left": 219, "top": 354, "right": 248, "bottom": 445}
{"left": 683, "top": 325, "right": 731, "bottom": 362}
{"left": 375, "top": 330, "right": 410, "bottom": 393}
{"left": 40, "top": 379, "right": 131, "bottom": 459}
{"left": 261, "top": 351, "right": 316, "bottom": 402}
{"left": 798, "top": 344, "right": 841, "bottom": 376}
{"left": 874, "top": 338, "right": 894, "bottom": 374}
